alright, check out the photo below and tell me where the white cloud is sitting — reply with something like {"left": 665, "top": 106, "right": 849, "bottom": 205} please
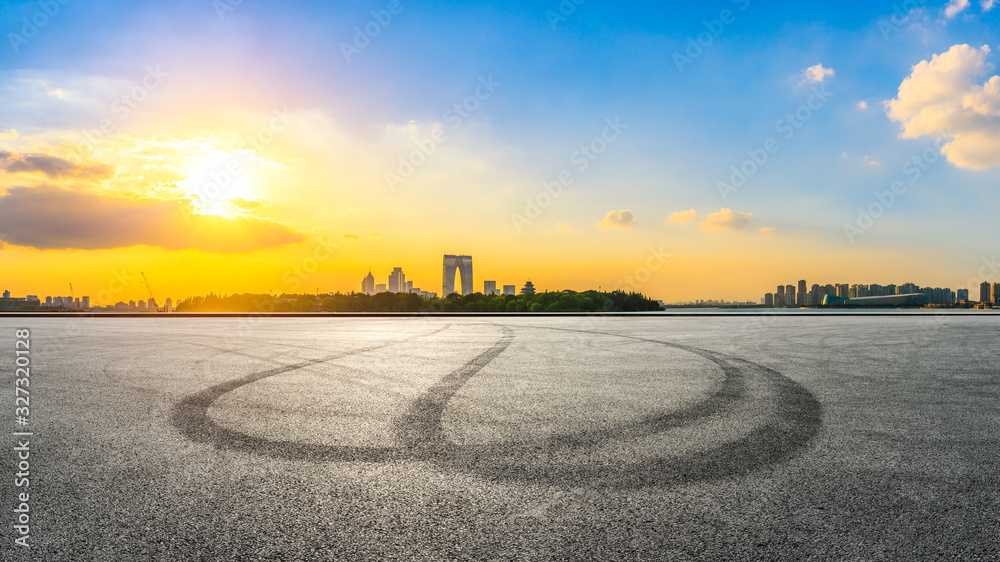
{"left": 983, "top": 0, "right": 996, "bottom": 12}
{"left": 596, "top": 210, "right": 637, "bottom": 228}
{"left": 699, "top": 208, "right": 752, "bottom": 232}
{"left": 944, "top": 0, "right": 971, "bottom": 17}
{"left": 802, "top": 63, "right": 835, "bottom": 84}
{"left": 885, "top": 44, "right": 1000, "bottom": 169}
{"left": 666, "top": 209, "right": 696, "bottom": 224}
{"left": 857, "top": 100, "right": 869, "bottom": 110}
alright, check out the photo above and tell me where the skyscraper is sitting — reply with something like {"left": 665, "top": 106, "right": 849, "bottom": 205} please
{"left": 442, "top": 255, "right": 474, "bottom": 296}
{"left": 776, "top": 285, "right": 785, "bottom": 306}
{"left": 388, "top": 267, "right": 406, "bottom": 293}
{"left": 798, "top": 280, "right": 807, "bottom": 305}
{"left": 981, "top": 281, "right": 991, "bottom": 303}
{"left": 785, "top": 284, "right": 795, "bottom": 306}
{"left": 993, "top": 282, "right": 1000, "bottom": 305}
{"left": 362, "top": 269, "right": 375, "bottom": 295}
{"left": 484, "top": 281, "right": 497, "bottom": 295}
{"left": 764, "top": 293, "right": 774, "bottom": 306}
{"left": 503, "top": 285, "right": 515, "bottom": 296}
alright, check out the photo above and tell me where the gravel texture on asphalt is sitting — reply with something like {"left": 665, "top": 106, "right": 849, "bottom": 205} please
{"left": 1, "top": 316, "right": 997, "bottom": 560}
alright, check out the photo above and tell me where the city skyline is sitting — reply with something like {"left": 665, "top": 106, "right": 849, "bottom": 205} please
{"left": 2, "top": 2, "right": 1000, "bottom": 302}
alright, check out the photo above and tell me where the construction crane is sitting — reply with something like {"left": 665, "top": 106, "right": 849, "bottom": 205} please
{"left": 140, "top": 272, "right": 164, "bottom": 312}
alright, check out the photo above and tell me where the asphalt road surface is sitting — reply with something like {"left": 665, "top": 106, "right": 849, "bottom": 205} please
{"left": 1, "top": 315, "right": 998, "bottom": 560}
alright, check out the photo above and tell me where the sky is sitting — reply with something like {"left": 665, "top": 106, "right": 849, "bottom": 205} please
{"left": 1, "top": 0, "right": 999, "bottom": 304}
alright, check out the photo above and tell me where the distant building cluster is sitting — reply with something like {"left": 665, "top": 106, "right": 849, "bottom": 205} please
{"left": 763, "top": 280, "right": 992, "bottom": 307}
{"left": 0, "top": 290, "right": 175, "bottom": 312}
{"left": 360, "top": 255, "right": 535, "bottom": 298}
{"left": 361, "top": 267, "right": 437, "bottom": 299}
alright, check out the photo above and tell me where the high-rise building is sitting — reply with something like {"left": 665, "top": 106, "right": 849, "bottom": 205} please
{"left": 147, "top": 298, "right": 156, "bottom": 310}
{"left": 138, "top": 300, "right": 147, "bottom": 310}
{"left": 993, "top": 283, "right": 1000, "bottom": 305}
{"left": 484, "top": 281, "right": 497, "bottom": 295}
{"left": 785, "top": 284, "right": 795, "bottom": 306}
{"left": 45, "top": 296, "right": 52, "bottom": 306}
{"left": 775, "top": 285, "right": 785, "bottom": 306}
{"left": 2, "top": 290, "right": 9, "bottom": 299}
{"left": 375, "top": 284, "right": 387, "bottom": 293}
{"left": 798, "top": 280, "right": 807, "bottom": 296}
{"left": 165, "top": 298, "right": 173, "bottom": 312}
{"left": 362, "top": 269, "right": 375, "bottom": 295}
{"left": 442, "top": 255, "right": 474, "bottom": 296}
{"left": 81, "top": 296, "right": 90, "bottom": 309}
{"left": 388, "top": 267, "right": 406, "bottom": 293}
{"left": 836, "top": 284, "right": 849, "bottom": 298}
{"left": 764, "top": 293, "right": 774, "bottom": 306}
{"left": 957, "top": 289, "right": 969, "bottom": 302}
{"left": 405, "top": 280, "right": 413, "bottom": 293}
{"left": 503, "top": 285, "right": 515, "bottom": 296}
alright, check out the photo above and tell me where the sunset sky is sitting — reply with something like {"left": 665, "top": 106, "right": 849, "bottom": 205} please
{"left": 2, "top": 0, "right": 999, "bottom": 304}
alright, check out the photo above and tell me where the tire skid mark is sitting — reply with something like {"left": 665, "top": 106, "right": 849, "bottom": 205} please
{"left": 445, "top": 324, "right": 821, "bottom": 488}
{"left": 396, "top": 326, "right": 515, "bottom": 456}
{"left": 171, "top": 324, "right": 454, "bottom": 462}
{"left": 171, "top": 321, "right": 821, "bottom": 489}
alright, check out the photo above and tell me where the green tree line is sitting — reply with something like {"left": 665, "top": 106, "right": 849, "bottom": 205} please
{"left": 175, "top": 290, "right": 663, "bottom": 313}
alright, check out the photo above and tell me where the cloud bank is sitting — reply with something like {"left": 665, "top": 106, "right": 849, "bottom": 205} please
{"left": 886, "top": 44, "right": 1000, "bottom": 169}
{"left": 0, "top": 186, "right": 303, "bottom": 252}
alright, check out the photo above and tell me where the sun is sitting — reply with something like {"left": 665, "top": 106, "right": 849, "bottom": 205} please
{"left": 179, "top": 152, "right": 259, "bottom": 217}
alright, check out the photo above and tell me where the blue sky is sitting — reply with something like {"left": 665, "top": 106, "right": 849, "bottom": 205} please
{"left": 1, "top": 0, "right": 999, "bottom": 301}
